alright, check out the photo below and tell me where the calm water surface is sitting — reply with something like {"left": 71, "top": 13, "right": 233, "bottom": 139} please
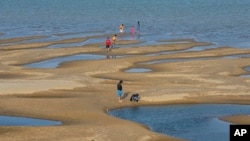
{"left": 125, "top": 68, "right": 152, "bottom": 73}
{"left": 0, "top": 115, "right": 61, "bottom": 126}
{"left": 25, "top": 54, "right": 109, "bottom": 68}
{"left": 109, "top": 104, "right": 250, "bottom": 141}
{"left": 1, "top": 0, "right": 250, "bottom": 48}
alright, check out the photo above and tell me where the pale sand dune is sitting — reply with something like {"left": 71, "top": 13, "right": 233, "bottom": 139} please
{"left": 0, "top": 36, "right": 250, "bottom": 141}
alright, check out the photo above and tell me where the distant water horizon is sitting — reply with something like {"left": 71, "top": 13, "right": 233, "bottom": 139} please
{"left": 1, "top": 0, "right": 250, "bottom": 48}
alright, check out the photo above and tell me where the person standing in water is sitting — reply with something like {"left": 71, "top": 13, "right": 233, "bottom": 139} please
{"left": 117, "top": 80, "right": 123, "bottom": 102}
{"left": 120, "top": 24, "right": 124, "bottom": 33}
{"left": 137, "top": 21, "right": 140, "bottom": 33}
{"left": 131, "top": 26, "right": 135, "bottom": 39}
{"left": 112, "top": 34, "right": 117, "bottom": 48}
{"left": 131, "top": 26, "right": 135, "bottom": 35}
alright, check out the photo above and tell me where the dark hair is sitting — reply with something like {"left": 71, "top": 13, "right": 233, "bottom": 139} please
{"left": 119, "top": 80, "right": 123, "bottom": 83}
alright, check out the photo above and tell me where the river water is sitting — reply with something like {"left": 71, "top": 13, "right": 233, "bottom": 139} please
{"left": 109, "top": 104, "right": 250, "bottom": 141}
{"left": 1, "top": 0, "right": 250, "bottom": 48}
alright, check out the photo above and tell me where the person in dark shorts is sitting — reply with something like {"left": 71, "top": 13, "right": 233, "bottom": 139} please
{"left": 117, "top": 80, "right": 123, "bottom": 102}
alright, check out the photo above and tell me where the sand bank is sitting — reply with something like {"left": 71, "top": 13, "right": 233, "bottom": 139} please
{"left": 220, "top": 115, "right": 250, "bottom": 125}
{"left": 0, "top": 35, "right": 250, "bottom": 141}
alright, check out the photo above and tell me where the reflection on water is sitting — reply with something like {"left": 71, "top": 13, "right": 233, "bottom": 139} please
{"left": 0, "top": 115, "right": 61, "bottom": 126}
{"left": 109, "top": 104, "right": 250, "bottom": 141}
{"left": 106, "top": 54, "right": 117, "bottom": 59}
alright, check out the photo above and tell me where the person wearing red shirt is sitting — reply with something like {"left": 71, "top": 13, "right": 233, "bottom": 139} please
{"left": 105, "top": 37, "right": 111, "bottom": 52}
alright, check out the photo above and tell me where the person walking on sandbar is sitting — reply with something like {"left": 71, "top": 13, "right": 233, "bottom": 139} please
{"left": 117, "top": 80, "right": 123, "bottom": 102}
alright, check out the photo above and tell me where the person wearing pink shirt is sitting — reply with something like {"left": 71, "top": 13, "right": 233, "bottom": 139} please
{"left": 131, "top": 26, "right": 135, "bottom": 35}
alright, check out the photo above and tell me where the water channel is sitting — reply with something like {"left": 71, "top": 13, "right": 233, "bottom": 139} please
{"left": 25, "top": 54, "right": 116, "bottom": 68}
{"left": 0, "top": 115, "right": 61, "bottom": 126}
{"left": 109, "top": 104, "right": 250, "bottom": 141}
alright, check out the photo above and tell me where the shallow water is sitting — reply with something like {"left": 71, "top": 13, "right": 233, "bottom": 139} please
{"left": 125, "top": 68, "right": 151, "bottom": 73}
{"left": 244, "top": 66, "right": 250, "bottom": 72}
{"left": 25, "top": 54, "right": 116, "bottom": 68}
{"left": 0, "top": 115, "right": 61, "bottom": 126}
{"left": 241, "top": 66, "right": 250, "bottom": 78}
{"left": 109, "top": 104, "right": 250, "bottom": 141}
{"left": 145, "top": 54, "right": 250, "bottom": 65}
{"left": 1, "top": 0, "right": 250, "bottom": 48}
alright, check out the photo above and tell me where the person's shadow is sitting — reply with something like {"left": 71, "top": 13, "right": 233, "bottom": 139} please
{"left": 121, "top": 92, "right": 129, "bottom": 100}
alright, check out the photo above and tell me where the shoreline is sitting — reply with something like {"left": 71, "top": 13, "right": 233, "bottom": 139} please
{"left": 0, "top": 35, "right": 250, "bottom": 141}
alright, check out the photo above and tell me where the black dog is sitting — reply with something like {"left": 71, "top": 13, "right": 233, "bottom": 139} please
{"left": 130, "top": 93, "right": 139, "bottom": 102}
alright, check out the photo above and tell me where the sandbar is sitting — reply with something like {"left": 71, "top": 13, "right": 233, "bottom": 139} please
{"left": 0, "top": 35, "right": 250, "bottom": 141}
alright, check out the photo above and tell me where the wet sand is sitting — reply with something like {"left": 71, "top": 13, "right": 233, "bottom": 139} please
{"left": 0, "top": 35, "right": 250, "bottom": 141}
